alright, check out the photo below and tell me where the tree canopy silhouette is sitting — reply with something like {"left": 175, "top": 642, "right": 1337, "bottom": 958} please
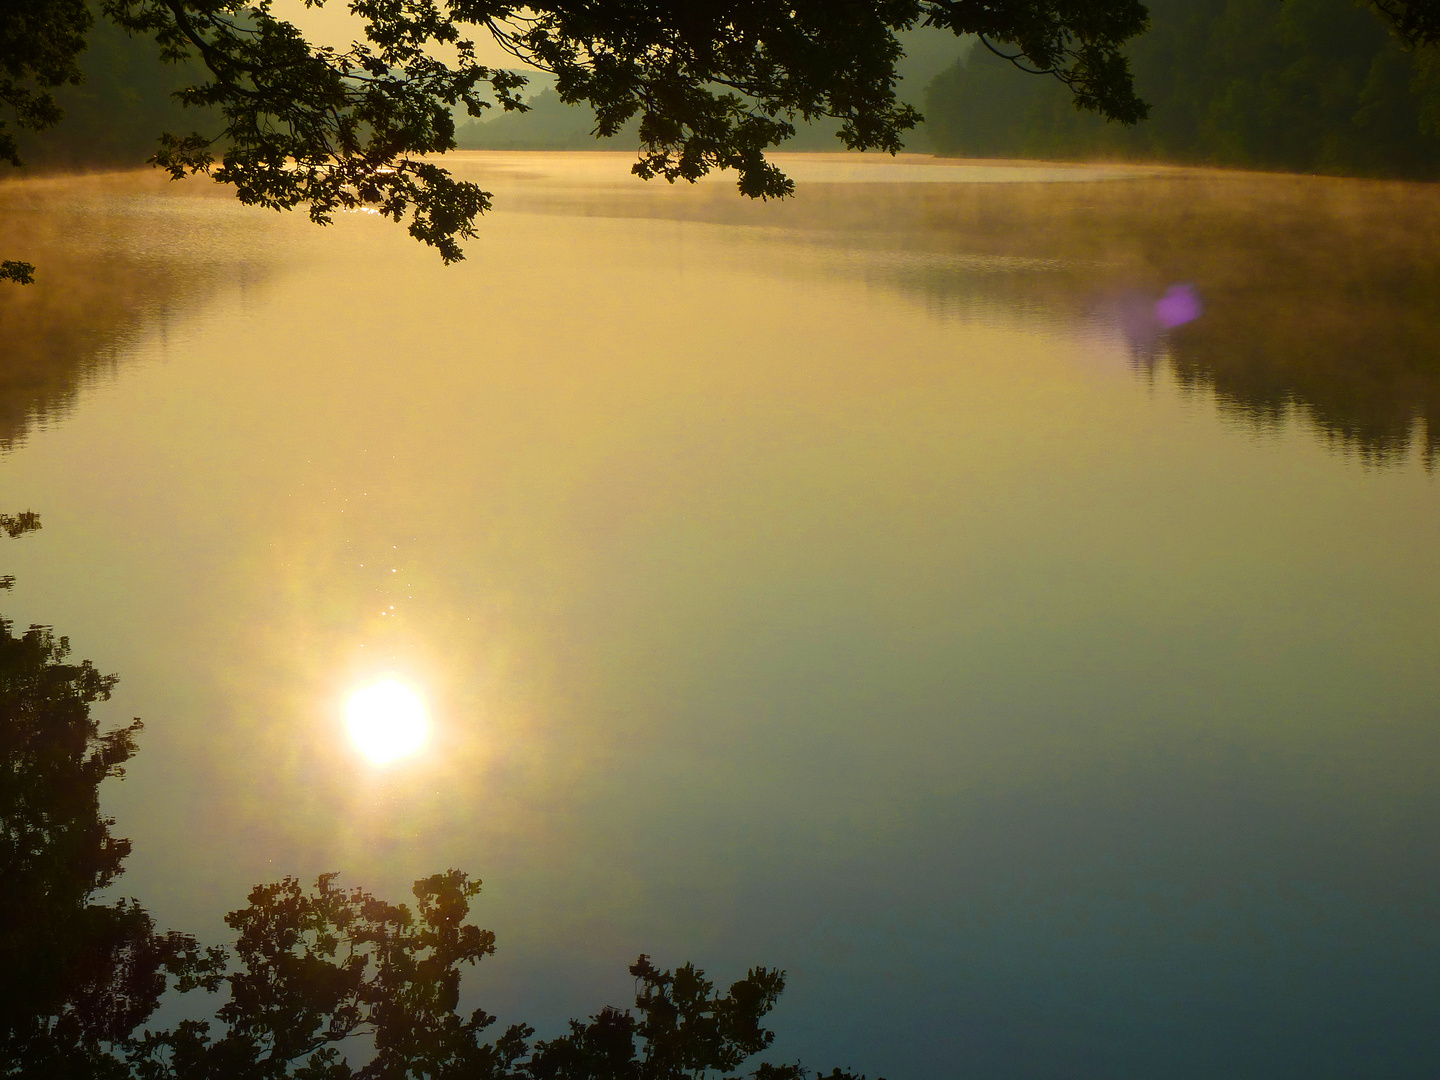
{"left": 2, "top": 0, "right": 1155, "bottom": 283}
{"left": 126, "top": 872, "right": 850, "bottom": 1080}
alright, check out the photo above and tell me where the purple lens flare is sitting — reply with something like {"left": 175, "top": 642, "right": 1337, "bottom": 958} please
{"left": 1154, "top": 284, "right": 1202, "bottom": 328}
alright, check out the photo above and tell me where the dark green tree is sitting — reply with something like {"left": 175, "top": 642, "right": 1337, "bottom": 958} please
{"left": 923, "top": 0, "right": 1440, "bottom": 176}
{"left": 0, "top": 0, "right": 92, "bottom": 282}
{"left": 8, "top": 13, "right": 207, "bottom": 173}
{"left": 1366, "top": 0, "right": 1440, "bottom": 46}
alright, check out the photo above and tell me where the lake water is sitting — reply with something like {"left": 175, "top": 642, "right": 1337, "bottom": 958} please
{"left": 2, "top": 152, "right": 1438, "bottom": 1078}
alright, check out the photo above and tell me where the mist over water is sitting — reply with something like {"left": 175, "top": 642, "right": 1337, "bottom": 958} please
{"left": 2, "top": 153, "right": 1438, "bottom": 1079}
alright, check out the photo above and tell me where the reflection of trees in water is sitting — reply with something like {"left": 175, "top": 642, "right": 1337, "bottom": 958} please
{"left": 846, "top": 175, "right": 1440, "bottom": 465}
{"left": 0, "top": 175, "right": 268, "bottom": 452}
{"left": 0, "top": 525, "right": 868, "bottom": 1078}
{"left": 507, "top": 166, "right": 1440, "bottom": 464}
{"left": 8, "top": 164, "right": 1434, "bottom": 464}
{"left": 0, "top": 611, "right": 220, "bottom": 1076}
{"left": 0, "top": 248, "right": 163, "bottom": 449}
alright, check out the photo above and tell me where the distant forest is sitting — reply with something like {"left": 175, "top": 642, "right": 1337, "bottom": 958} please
{"left": 9, "top": 17, "right": 199, "bottom": 171}
{"left": 8, "top": 0, "right": 1440, "bottom": 180}
{"left": 925, "top": 0, "right": 1440, "bottom": 177}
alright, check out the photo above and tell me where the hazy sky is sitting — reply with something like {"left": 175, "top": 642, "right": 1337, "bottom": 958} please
{"left": 271, "top": 0, "right": 537, "bottom": 69}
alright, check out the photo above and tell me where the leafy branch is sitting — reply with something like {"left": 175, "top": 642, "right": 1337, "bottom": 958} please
{"left": 7, "top": 1, "right": 1154, "bottom": 273}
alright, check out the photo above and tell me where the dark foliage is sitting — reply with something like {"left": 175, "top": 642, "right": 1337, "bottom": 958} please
{"left": 11, "top": 13, "right": 204, "bottom": 173}
{"left": 0, "top": 0, "right": 93, "bottom": 282}
{"left": 127, "top": 875, "right": 873, "bottom": 1080}
{"left": 0, "top": 607, "right": 223, "bottom": 1079}
{"left": 526, "top": 956, "right": 803, "bottom": 1080}
{"left": 921, "top": 0, "right": 1149, "bottom": 122}
{"left": 127, "top": 871, "right": 519, "bottom": 1079}
{"left": 0, "top": 511, "right": 40, "bottom": 539}
{"left": 0, "top": 511, "right": 39, "bottom": 590}
{"left": 0, "top": 0, "right": 91, "bottom": 166}
{"left": 1367, "top": 0, "right": 1440, "bottom": 46}
{"left": 96, "top": 0, "right": 528, "bottom": 265}
{"left": 924, "top": 0, "right": 1440, "bottom": 177}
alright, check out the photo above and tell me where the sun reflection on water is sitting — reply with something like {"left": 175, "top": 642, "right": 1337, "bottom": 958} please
{"left": 345, "top": 679, "right": 428, "bottom": 764}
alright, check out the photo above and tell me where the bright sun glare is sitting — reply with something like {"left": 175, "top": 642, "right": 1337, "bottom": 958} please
{"left": 345, "top": 679, "right": 428, "bottom": 764}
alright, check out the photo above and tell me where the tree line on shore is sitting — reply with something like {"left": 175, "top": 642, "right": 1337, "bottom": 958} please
{"left": 924, "top": 0, "right": 1440, "bottom": 177}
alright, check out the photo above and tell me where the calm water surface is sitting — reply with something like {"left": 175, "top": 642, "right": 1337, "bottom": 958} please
{"left": 2, "top": 153, "right": 1438, "bottom": 1078}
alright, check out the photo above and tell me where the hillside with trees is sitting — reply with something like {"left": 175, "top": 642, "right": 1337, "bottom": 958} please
{"left": 9, "top": 15, "right": 200, "bottom": 172}
{"left": 923, "top": 0, "right": 1440, "bottom": 177}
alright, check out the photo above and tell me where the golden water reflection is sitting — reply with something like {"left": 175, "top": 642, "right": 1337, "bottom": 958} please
{"left": 0, "top": 171, "right": 278, "bottom": 448}
{"left": 0, "top": 156, "right": 1437, "bottom": 1078}
{"left": 470, "top": 152, "right": 1440, "bottom": 463}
